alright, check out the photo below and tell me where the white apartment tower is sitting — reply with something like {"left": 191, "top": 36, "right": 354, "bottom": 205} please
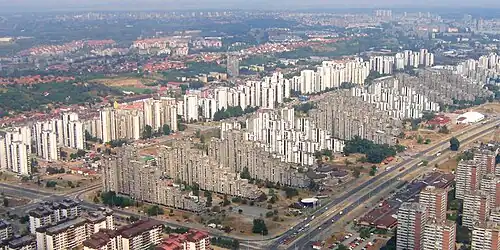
{"left": 183, "top": 94, "right": 199, "bottom": 122}
{"left": 39, "top": 130, "right": 59, "bottom": 162}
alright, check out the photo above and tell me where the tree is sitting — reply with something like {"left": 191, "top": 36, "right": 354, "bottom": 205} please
{"left": 162, "top": 124, "right": 171, "bottom": 135}
{"left": 284, "top": 187, "right": 299, "bottom": 199}
{"left": 252, "top": 219, "right": 268, "bottom": 235}
{"left": 93, "top": 196, "right": 100, "bottom": 203}
{"left": 337, "top": 244, "right": 349, "bottom": 250}
{"left": 353, "top": 168, "right": 361, "bottom": 178}
{"left": 192, "top": 182, "right": 200, "bottom": 196}
{"left": 146, "top": 205, "right": 164, "bottom": 216}
{"left": 46, "top": 181, "right": 57, "bottom": 188}
{"left": 450, "top": 137, "right": 460, "bottom": 151}
{"left": 142, "top": 125, "right": 153, "bottom": 139}
{"left": 343, "top": 136, "right": 398, "bottom": 164}
{"left": 369, "top": 166, "right": 377, "bottom": 176}
{"left": 268, "top": 196, "right": 276, "bottom": 204}
{"left": 360, "top": 228, "right": 371, "bottom": 239}
{"left": 417, "top": 136, "right": 424, "bottom": 144}
{"left": 422, "top": 112, "right": 436, "bottom": 121}
{"left": 438, "top": 125, "right": 450, "bottom": 134}
{"left": 205, "top": 190, "right": 213, "bottom": 207}
{"left": 238, "top": 209, "right": 243, "bottom": 214}
{"left": 308, "top": 180, "right": 320, "bottom": 192}
{"left": 223, "top": 195, "right": 231, "bottom": 206}
{"left": 100, "top": 191, "right": 134, "bottom": 208}
{"left": 240, "top": 167, "right": 251, "bottom": 179}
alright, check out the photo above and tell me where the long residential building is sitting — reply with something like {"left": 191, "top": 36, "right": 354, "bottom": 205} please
{"left": 82, "top": 220, "right": 163, "bottom": 250}
{"left": 102, "top": 146, "right": 208, "bottom": 212}
{"left": 310, "top": 90, "right": 402, "bottom": 145}
{"left": 351, "top": 76, "right": 440, "bottom": 119}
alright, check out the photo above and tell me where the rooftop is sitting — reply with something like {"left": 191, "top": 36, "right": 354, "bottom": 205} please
{"left": 83, "top": 229, "right": 118, "bottom": 249}
{"left": 119, "top": 219, "right": 163, "bottom": 238}
{"left": 7, "top": 235, "right": 35, "bottom": 248}
{"left": 37, "top": 217, "right": 87, "bottom": 235}
{"left": 0, "top": 220, "right": 11, "bottom": 230}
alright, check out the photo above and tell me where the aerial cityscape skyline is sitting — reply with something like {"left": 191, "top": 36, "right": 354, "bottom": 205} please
{"left": 1, "top": 0, "right": 500, "bottom": 12}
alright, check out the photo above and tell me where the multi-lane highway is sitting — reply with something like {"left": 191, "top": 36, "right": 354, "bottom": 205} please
{"left": 270, "top": 119, "right": 499, "bottom": 250}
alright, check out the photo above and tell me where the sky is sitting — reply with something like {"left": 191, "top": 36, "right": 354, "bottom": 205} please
{"left": 0, "top": 0, "right": 499, "bottom": 12}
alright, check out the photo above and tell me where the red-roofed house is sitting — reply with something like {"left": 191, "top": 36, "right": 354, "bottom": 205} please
{"left": 427, "top": 115, "right": 451, "bottom": 127}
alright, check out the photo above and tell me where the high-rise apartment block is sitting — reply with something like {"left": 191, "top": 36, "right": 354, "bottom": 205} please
{"left": 394, "top": 50, "right": 435, "bottom": 69}
{"left": 370, "top": 56, "right": 395, "bottom": 75}
{"left": 310, "top": 90, "right": 402, "bottom": 145}
{"left": 455, "top": 53, "right": 500, "bottom": 84}
{"left": 419, "top": 186, "right": 448, "bottom": 223}
{"left": 95, "top": 98, "right": 178, "bottom": 142}
{"left": 351, "top": 77, "right": 440, "bottom": 119}
{"left": 463, "top": 191, "right": 490, "bottom": 229}
{"left": 472, "top": 222, "right": 500, "bottom": 250}
{"left": 35, "top": 210, "right": 114, "bottom": 250}
{"left": 290, "top": 59, "right": 370, "bottom": 94}
{"left": 239, "top": 108, "right": 344, "bottom": 166}
{"left": 183, "top": 94, "right": 199, "bottom": 122}
{"left": 423, "top": 220, "right": 456, "bottom": 250}
{"left": 374, "top": 9, "right": 392, "bottom": 18}
{"left": 32, "top": 112, "right": 86, "bottom": 161}
{"left": 397, "top": 202, "right": 429, "bottom": 250}
{"left": 0, "top": 127, "right": 32, "bottom": 175}
{"left": 226, "top": 55, "right": 239, "bottom": 77}
{"left": 27, "top": 199, "right": 113, "bottom": 250}
{"left": 102, "top": 146, "right": 208, "bottom": 212}
{"left": 456, "top": 160, "right": 483, "bottom": 200}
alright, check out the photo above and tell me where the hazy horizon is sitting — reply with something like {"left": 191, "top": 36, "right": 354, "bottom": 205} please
{"left": 0, "top": 0, "right": 499, "bottom": 12}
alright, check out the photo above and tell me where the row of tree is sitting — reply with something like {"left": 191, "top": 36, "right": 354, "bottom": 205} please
{"left": 100, "top": 191, "right": 135, "bottom": 208}
{"left": 210, "top": 237, "right": 240, "bottom": 250}
{"left": 141, "top": 124, "right": 172, "bottom": 139}
{"left": 213, "top": 106, "right": 259, "bottom": 121}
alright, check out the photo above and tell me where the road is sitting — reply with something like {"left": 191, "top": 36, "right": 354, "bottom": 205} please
{"left": 0, "top": 182, "right": 265, "bottom": 249}
{"left": 0, "top": 120, "right": 497, "bottom": 250}
{"left": 271, "top": 119, "right": 500, "bottom": 250}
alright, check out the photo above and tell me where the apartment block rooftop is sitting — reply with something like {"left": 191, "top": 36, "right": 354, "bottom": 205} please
{"left": 36, "top": 217, "right": 87, "bottom": 235}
